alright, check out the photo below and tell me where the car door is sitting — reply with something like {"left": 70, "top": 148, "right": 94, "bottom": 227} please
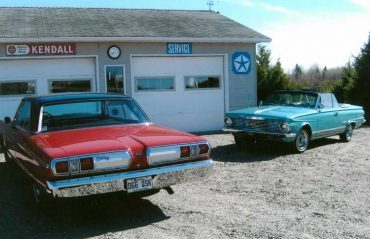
{"left": 9, "top": 100, "right": 34, "bottom": 167}
{"left": 317, "top": 94, "right": 341, "bottom": 136}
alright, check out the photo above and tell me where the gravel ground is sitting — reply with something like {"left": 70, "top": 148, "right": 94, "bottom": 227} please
{"left": 1, "top": 127, "right": 370, "bottom": 239}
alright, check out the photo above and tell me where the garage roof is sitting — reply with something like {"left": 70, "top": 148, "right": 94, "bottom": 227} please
{"left": 0, "top": 7, "right": 271, "bottom": 43}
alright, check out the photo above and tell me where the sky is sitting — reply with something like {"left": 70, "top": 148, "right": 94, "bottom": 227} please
{"left": 0, "top": 0, "right": 369, "bottom": 71}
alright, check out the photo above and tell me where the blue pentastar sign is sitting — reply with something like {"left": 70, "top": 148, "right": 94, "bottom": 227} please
{"left": 167, "top": 43, "right": 192, "bottom": 54}
{"left": 232, "top": 52, "right": 252, "bottom": 75}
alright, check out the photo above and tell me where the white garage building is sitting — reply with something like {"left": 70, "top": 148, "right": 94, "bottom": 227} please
{"left": 0, "top": 7, "right": 270, "bottom": 132}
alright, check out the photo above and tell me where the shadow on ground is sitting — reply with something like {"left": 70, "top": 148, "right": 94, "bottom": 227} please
{"left": 211, "top": 137, "right": 343, "bottom": 163}
{"left": 0, "top": 161, "right": 169, "bottom": 239}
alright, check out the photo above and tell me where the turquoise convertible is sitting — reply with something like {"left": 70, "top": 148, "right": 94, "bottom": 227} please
{"left": 224, "top": 90, "right": 366, "bottom": 153}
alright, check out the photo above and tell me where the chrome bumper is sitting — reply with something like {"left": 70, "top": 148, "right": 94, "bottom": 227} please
{"left": 223, "top": 128, "right": 297, "bottom": 138}
{"left": 46, "top": 159, "right": 213, "bottom": 197}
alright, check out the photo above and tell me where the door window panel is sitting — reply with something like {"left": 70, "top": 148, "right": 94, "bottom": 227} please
{"left": 106, "top": 66, "right": 124, "bottom": 94}
{"left": 49, "top": 80, "right": 92, "bottom": 93}
{"left": 135, "top": 77, "right": 174, "bottom": 91}
{"left": 15, "top": 100, "right": 31, "bottom": 130}
{"left": 0, "top": 81, "right": 36, "bottom": 96}
{"left": 185, "top": 76, "right": 220, "bottom": 89}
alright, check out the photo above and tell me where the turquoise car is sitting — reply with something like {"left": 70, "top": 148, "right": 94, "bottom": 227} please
{"left": 224, "top": 90, "right": 366, "bottom": 153}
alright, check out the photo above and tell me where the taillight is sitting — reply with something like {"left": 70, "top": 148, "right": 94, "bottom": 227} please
{"left": 55, "top": 161, "right": 69, "bottom": 174}
{"left": 80, "top": 157, "right": 94, "bottom": 171}
{"left": 199, "top": 144, "right": 210, "bottom": 155}
{"left": 180, "top": 146, "right": 191, "bottom": 158}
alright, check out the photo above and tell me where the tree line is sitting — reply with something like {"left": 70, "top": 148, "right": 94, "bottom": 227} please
{"left": 257, "top": 36, "right": 370, "bottom": 121}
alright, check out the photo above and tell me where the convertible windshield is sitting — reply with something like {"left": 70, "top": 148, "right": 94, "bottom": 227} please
{"left": 41, "top": 99, "right": 149, "bottom": 132}
{"left": 263, "top": 91, "right": 318, "bottom": 108}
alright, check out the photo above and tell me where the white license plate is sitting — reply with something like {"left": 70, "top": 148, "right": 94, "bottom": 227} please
{"left": 126, "top": 176, "right": 153, "bottom": 193}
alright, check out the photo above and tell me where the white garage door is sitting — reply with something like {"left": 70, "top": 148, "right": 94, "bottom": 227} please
{"left": 132, "top": 56, "right": 225, "bottom": 132}
{"left": 0, "top": 58, "right": 96, "bottom": 119}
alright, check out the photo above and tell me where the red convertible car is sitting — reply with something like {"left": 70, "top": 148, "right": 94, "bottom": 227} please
{"left": 0, "top": 94, "right": 213, "bottom": 202}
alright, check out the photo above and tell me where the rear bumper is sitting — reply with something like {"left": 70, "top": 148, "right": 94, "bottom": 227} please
{"left": 223, "top": 128, "right": 296, "bottom": 143}
{"left": 46, "top": 159, "right": 213, "bottom": 197}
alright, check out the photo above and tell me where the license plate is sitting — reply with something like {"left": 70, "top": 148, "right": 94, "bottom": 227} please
{"left": 126, "top": 176, "right": 153, "bottom": 193}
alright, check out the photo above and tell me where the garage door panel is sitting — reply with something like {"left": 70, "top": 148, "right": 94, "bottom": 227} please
{"left": 132, "top": 56, "right": 225, "bottom": 132}
{"left": 153, "top": 112, "right": 224, "bottom": 132}
{"left": 0, "top": 58, "right": 96, "bottom": 120}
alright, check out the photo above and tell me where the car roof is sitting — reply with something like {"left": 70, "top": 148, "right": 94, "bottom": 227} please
{"left": 24, "top": 93, "right": 131, "bottom": 105}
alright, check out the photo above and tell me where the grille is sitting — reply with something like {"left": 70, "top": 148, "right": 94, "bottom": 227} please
{"left": 232, "top": 117, "right": 280, "bottom": 133}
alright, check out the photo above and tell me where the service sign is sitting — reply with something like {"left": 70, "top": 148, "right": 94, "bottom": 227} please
{"left": 6, "top": 43, "right": 76, "bottom": 56}
{"left": 167, "top": 43, "right": 192, "bottom": 54}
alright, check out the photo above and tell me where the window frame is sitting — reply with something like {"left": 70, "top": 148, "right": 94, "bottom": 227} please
{"left": 0, "top": 80, "right": 37, "bottom": 97}
{"left": 134, "top": 76, "right": 176, "bottom": 92}
{"left": 104, "top": 65, "right": 126, "bottom": 95}
{"left": 47, "top": 78, "right": 94, "bottom": 94}
{"left": 184, "top": 75, "right": 222, "bottom": 91}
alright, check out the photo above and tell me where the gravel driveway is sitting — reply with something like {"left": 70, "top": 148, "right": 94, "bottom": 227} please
{"left": 1, "top": 127, "right": 369, "bottom": 239}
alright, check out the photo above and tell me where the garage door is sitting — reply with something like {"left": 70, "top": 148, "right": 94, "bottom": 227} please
{"left": 132, "top": 56, "right": 225, "bottom": 132}
{"left": 0, "top": 58, "right": 96, "bottom": 119}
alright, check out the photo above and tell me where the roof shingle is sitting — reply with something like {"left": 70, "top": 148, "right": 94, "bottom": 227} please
{"left": 0, "top": 7, "right": 270, "bottom": 43}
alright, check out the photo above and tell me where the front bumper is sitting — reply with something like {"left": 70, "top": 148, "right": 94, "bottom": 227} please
{"left": 46, "top": 159, "right": 213, "bottom": 197}
{"left": 223, "top": 128, "right": 297, "bottom": 143}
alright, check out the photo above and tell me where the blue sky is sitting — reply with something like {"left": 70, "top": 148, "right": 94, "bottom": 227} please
{"left": 1, "top": 0, "right": 369, "bottom": 71}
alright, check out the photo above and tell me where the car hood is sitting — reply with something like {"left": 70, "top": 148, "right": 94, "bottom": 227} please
{"left": 226, "top": 105, "right": 317, "bottom": 119}
{"left": 31, "top": 124, "right": 204, "bottom": 160}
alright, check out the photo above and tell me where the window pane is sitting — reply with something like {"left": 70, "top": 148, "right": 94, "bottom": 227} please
{"left": 0, "top": 82, "right": 35, "bottom": 95}
{"left": 185, "top": 76, "right": 220, "bottom": 89}
{"left": 106, "top": 66, "right": 124, "bottom": 94}
{"left": 136, "top": 77, "right": 174, "bottom": 91}
{"left": 42, "top": 100, "right": 148, "bottom": 132}
{"left": 15, "top": 100, "right": 31, "bottom": 129}
{"left": 49, "top": 80, "right": 91, "bottom": 93}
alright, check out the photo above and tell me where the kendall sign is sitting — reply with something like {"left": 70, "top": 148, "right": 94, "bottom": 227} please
{"left": 6, "top": 43, "right": 76, "bottom": 56}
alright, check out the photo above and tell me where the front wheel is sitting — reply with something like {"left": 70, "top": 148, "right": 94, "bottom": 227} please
{"left": 340, "top": 124, "right": 353, "bottom": 142}
{"left": 292, "top": 129, "right": 309, "bottom": 153}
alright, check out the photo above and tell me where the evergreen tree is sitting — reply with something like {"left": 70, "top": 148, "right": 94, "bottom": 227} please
{"left": 352, "top": 36, "right": 370, "bottom": 120}
{"left": 293, "top": 64, "right": 303, "bottom": 81}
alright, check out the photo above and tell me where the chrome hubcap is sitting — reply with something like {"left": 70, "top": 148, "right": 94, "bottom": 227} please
{"left": 296, "top": 131, "right": 308, "bottom": 151}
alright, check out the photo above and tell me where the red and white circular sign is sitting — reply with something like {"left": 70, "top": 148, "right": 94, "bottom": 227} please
{"left": 7, "top": 45, "right": 16, "bottom": 54}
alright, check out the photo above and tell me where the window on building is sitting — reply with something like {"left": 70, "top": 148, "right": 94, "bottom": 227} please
{"left": 185, "top": 76, "right": 220, "bottom": 89}
{"left": 106, "top": 66, "right": 124, "bottom": 94}
{"left": 49, "top": 79, "right": 92, "bottom": 93}
{"left": 135, "top": 77, "right": 175, "bottom": 91}
{"left": 0, "top": 81, "right": 36, "bottom": 96}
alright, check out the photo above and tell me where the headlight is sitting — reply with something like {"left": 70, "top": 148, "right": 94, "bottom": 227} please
{"left": 224, "top": 117, "right": 233, "bottom": 127}
{"left": 279, "top": 122, "right": 290, "bottom": 132}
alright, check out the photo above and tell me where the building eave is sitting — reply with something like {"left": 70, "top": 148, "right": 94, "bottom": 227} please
{"left": 0, "top": 36, "right": 272, "bottom": 44}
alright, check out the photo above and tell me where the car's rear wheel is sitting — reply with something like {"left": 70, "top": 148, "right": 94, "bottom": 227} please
{"left": 292, "top": 129, "right": 309, "bottom": 153}
{"left": 340, "top": 124, "right": 353, "bottom": 142}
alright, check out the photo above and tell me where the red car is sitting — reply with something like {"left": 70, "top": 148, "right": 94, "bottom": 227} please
{"left": 0, "top": 94, "right": 213, "bottom": 202}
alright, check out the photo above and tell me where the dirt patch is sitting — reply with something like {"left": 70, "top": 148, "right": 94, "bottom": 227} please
{"left": 0, "top": 127, "right": 369, "bottom": 238}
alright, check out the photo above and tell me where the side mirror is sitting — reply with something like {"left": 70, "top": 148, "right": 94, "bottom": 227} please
{"left": 318, "top": 103, "right": 325, "bottom": 109}
{"left": 258, "top": 101, "right": 263, "bottom": 107}
{"left": 4, "top": 116, "right": 11, "bottom": 124}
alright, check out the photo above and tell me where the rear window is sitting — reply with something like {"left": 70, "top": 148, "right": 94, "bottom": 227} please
{"left": 41, "top": 99, "right": 148, "bottom": 132}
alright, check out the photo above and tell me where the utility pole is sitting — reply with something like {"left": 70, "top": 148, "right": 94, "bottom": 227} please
{"left": 207, "top": 0, "right": 215, "bottom": 11}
